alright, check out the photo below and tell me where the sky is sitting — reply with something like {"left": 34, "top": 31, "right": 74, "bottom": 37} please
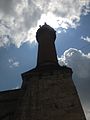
{"left": 0, "top": 0, "right": 90, "bottom": 119}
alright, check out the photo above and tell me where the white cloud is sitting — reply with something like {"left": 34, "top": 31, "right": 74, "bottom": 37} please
{"left": 58, "top": 48, "right": 90, "bottom": 79}
{"left": 81, "top": 36, "right": 90, "bottom": 42}
{"left": 0, "top": 0, "right": 90, "bottom": 48}
{"left": 12, "top": 62, "right": 19, "bottom": 67}
{"left": 8, "top": 58, "right": 20, "bottom": 68}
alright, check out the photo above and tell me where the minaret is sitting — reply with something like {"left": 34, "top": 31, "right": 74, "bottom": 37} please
{"left": 36, "top": 23, "right": 58, "bottom": 66}
{"left": 19, "top": 23, "right": 86, "bottom": 120}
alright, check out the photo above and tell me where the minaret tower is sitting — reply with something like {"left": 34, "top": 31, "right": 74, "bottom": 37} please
{"left": 36, "top": 23, "right": 58, "bottom": 66}
{"left": 19, "top": 23, "right": 86, "bottom": 120}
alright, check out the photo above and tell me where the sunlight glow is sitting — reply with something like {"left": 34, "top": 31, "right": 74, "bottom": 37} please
{"left": 37, "top": 12, "right": 59, "bottom": 29}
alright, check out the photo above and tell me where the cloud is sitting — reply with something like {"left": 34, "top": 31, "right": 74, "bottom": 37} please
{"left": 58, "top": 48, "right": 90, "bottom": 79}
{"left": 8, "top": 58, "right": 20, "bottom": 68}
{"left": 81, "top": 36, "right": 90, "bottom": 42}
{"left": 0, "top": 0, "right": 90, "bottom": 48}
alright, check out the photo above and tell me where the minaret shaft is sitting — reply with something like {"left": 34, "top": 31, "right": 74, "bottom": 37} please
{"left": 36, "top": 23, "right": 58, "bottom": 66}
{"left": 37, "top": 40, "right": 57, "bottom": 65}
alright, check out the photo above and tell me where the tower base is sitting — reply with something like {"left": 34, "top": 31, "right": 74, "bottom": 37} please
{"left": 16, "top": 65, "right": 86, "bottom": 120}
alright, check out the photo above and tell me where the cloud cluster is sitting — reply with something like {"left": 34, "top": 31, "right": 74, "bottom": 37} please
{"left": 0, "top": 0, "right": 90, "bottom": 48}
{"left": 58, "top": 48, "right": 90, "bottom": 79}
{"left": 81, "top": 36, "right": 90, "bottom": 42}
{"left": 8, "top": 58, "right": 20, "bottom": 68}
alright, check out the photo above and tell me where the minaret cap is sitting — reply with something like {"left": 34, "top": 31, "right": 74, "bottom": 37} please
{"left": 36, "top": 23, "right": 56, "bottom": 42}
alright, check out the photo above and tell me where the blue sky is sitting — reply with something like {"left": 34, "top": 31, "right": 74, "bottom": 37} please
{"left": 0, "top": 0, "right": 90, "bottom": 119}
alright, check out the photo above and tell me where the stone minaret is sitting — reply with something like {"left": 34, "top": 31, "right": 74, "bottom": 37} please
{"left": 15, "top": 23, "right": 86, "bottom": 120}
{"left": 36, "top": 23, "right": 58, "bottom": 66}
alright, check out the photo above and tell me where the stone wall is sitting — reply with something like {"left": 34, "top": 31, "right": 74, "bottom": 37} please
{"left": 0, "top": 89, "right": 24, "bottom": 120}
{"left": 19, "top": 66, "right": 86, "bottom": 120}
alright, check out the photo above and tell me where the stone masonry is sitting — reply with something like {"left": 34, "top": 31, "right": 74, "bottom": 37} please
{"left": 15, "top": 65, "right": 86, "bottom": 120}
